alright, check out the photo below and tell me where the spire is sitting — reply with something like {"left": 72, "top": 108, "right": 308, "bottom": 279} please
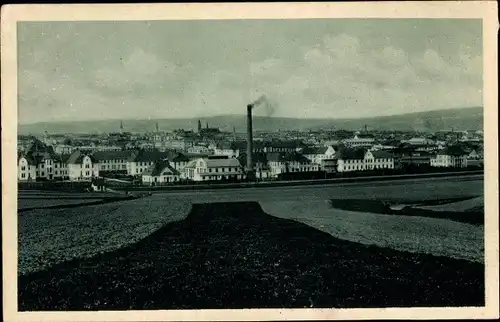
{"left": 156, "top": 122, "right": 159, "bottom": 132}
{"left": 206, "top": 122, "right": 209, "bottom": 129}
{"left": 233, "top": 126, "right": 236, "bottom": 141}
{"left": 120, "top": 120, "right": 124, "bottom": 133}
{"left": 197, "top": 120, "right": 202, "bottom": 133}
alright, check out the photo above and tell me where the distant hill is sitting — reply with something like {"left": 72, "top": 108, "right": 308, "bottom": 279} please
{"left": 18, "top": 106, "right": 483, "bottom": 134}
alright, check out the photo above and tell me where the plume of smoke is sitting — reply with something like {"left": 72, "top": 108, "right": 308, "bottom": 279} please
{"left": 249, "top": 94, "right": 277, "bottom": 117}
{"left": 251, "top": 95, "right": 267, "bottom": 107}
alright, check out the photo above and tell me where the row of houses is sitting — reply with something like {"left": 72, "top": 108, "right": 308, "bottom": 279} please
{"left": 18, "top": 139, "right": 483, "bottom": 185}
{"left": 17, "top": 140, "right": 191, "bottom": 182}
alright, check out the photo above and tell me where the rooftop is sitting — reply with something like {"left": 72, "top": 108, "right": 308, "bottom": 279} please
{"left": 337, "top": 148, "right": 367, "bottom": 160}
{"left": 143, "top": 159, "right": 180, "bottom": 176}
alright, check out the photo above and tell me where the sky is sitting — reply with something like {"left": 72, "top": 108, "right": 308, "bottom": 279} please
{"left": 17, "top": 19, "right": 482, "bottom": 124}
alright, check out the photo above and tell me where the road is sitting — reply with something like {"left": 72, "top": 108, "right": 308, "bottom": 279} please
{"left": 153, "top": 174, "right": 484, "bottom": 203}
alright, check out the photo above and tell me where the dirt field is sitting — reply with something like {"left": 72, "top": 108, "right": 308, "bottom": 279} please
{"left": 261, "top": 200, "right": 484, "bottom": 263}
{"left": 18, "top": 177, "right": 485, "bottom": 309}
{"left": 18, "top": 202, "right": 484, "bottom": 310}
{"left": 18, "top": 196, "right": 191, "bottom": 275}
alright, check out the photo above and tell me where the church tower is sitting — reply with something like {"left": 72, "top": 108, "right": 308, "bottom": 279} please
{"left": 197, "top": 120, "right": 202, "bottom": 133}
{"left": 120, "top": 120, "right": 124, "bottom": 133}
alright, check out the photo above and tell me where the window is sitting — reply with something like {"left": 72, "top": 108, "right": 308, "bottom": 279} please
{"left": 41, "top": 164, "right": 44, "bottom": 168}
{"left": 21, "top": 166, "right": 26, "bottom": 171}
{"left": 41, "top": 172, "right": 44, "bottom": 176}
{"left": 21, "top": 173, "right": 25, "bottom": 178}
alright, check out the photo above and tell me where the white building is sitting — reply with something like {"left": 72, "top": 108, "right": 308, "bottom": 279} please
{"left": 300, "top": 146, "right": 336, "bottom": 166}
{"left": 54, "top": 144, "right": 76, "bottom": 155}
{"left": 214, "top": 145, "right": 240, "bottom": 158}
{"left": 18, "top": 139, "right": 69, "bottom": 181}
{"left": 18, "top": 153, "right": 69, "bottom": 181}
{"left": 406, "top": 137, "right": 434, "bottom": 145}
{"left": 363, "top": 150, "right": 395, "bottom": 170}
{"left": 127, "top": 150, "right": 190, "bottom": 176}
{"left": 184, "top": 156, "right": 244, "bottom": 181}
{"left": 430, "top": 146, "right": 469, "bottom": 168}
{"left": 342, "top": 134, "right": 376, "bottom": 148}
{"left": 67, "top": 151, "right": 99, "bottom": 181}
{"left": 142, "top": 159, "right": 181, "bottom": 185}
{"left": 93, "top": 150, "right": 136, "bottom": 174}
{"left": 337, "top": 148, "right": 394, "bottom": 172}
{"left": 267, "top": 152, "right": 319, "bottom": 177}
{"left": 188, "top": 145, "right": 211, "bottom": 154}
{"left": 336, "top": 149, "right": 366, "bottom": 172}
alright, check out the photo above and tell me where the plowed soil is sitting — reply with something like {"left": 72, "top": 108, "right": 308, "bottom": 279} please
{"left": 19, "top": 202, "right": 484, "bottom": 310}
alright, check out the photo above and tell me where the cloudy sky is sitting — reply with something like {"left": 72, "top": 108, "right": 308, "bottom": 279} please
{"left": 17, "top": 19, "right": 482, "bottom": 124}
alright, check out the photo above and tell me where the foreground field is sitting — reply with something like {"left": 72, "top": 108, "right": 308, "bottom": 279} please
{"left": 416, "top": 196, "right": 484, "bottom": 212}
{"left": 18, "top": 176, "right": 484, "bottom": 275}
{"left": 18, "top": 176, "right": 485, "bottom": 309}
{"left": 261, "top": 200, "right": 484, "bottom": 263}
{"left": 18, "top": 202, "right": 484, "bottom": 310}
{"left": 18, "top": 190, "right": 127, "bottom": 211}
{"left": 18, "top": 197, "right": 191, "bottom": 275}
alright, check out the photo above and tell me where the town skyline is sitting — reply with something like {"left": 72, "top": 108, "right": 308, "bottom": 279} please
{"left": 18, "top": 19, "right": 482, "bottom": 124}
{"left": 17, "top": 105, "right": 482, "bottom": 125}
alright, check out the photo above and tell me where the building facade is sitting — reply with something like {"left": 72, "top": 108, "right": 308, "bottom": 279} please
{"left": 93, "top": 150, "right": 136, "bottom": 174}
{"left": 300, "top": 146, "right": 336, "bottom": 166}
{"left": 142, "top": 160, "right": 181, "bottom": 185}
{"left": 337, "top": 148, "right": 394, "bottom": 172}
{"left": 184, "top": 156, "right": 244, "bottom": 181}
{"left": 430, "top": 146, "right": 468, "bottom": 168}
{"left": 18, "top": 139, "right": 69, "bottom": 181}
{"left": 67, "top": 151, "right": 100, "bottom": 181}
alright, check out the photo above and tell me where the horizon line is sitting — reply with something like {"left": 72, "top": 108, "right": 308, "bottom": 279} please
{"left": 17, "top": 105, "right": 483, "bottom": 126}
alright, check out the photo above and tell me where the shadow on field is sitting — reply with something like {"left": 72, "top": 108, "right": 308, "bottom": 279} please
{"left": 19, "top": 202, "right": 484, "bottom": 310}
{"left": 327, "top": 197, "right": 484, "bottom": 226}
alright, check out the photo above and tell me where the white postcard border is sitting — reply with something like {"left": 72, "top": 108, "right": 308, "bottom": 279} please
{"left": 2, "top": 2, "right": 498, "bottom": 321}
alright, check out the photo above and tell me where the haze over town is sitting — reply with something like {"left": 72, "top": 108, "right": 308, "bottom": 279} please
{"left": 18, "top": 19, "right": 482, "bottom": 124}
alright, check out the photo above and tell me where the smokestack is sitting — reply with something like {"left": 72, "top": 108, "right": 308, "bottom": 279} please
{"left": 246, "top": 104, "right": 254, "bottom": 179}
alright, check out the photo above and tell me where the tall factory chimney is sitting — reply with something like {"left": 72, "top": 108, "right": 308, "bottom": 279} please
{"left": 246, "top": 104, "right": 255, "bottom": 180}
{"left": 245, "top": 94, "right": 267, "bottom": 181}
